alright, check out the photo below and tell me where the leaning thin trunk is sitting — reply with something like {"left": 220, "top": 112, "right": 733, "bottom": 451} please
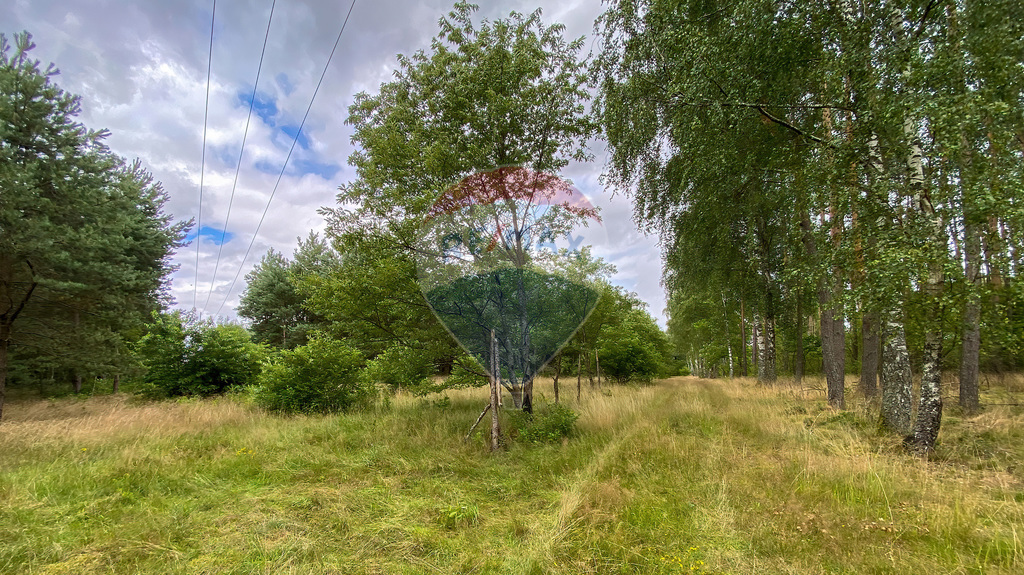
{"left": 489, "top": 330, "right": 501, "bottom": 451}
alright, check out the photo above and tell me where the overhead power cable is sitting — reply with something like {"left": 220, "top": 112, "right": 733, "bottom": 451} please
{"left": 193, "top": 0, "right": 217, "bottom": 312}
{"left": 202, "top": 0, "right": 278, "bottom": 314}
{"left": 215, "top": 0, "right": 358, "bottom": 317}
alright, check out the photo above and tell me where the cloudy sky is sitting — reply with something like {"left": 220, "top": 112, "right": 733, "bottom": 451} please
{"left": 2, "top": 0, "right": 667, "bottom": 326}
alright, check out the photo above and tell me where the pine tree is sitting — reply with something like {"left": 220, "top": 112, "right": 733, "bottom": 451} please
{"left": 0, "top": 33, "right": 187, "bottom": 418}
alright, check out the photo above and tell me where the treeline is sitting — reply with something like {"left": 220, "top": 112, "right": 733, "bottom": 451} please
{"left": 593, "top": 0, "right": 1024, "bottom": 451}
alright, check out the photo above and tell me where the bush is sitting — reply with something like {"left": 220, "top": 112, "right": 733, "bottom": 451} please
{"left": 599, "top": 332, "right": 660, "bottom": 383}
{"left": 134, "top": 312, "right": 266, "bottom": 397}
{"left": 362, "top": 345, "right": 434, "bottom": 392}
{"left": 252, "top": 337, "right": 371, "bottom": 414}
{"left": 511, "top": 403, "right": 579, "bottom": 444}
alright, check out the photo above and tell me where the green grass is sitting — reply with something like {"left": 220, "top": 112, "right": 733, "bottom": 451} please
{"left": 1, "top": 377, "right": 1022, "bottom": 574}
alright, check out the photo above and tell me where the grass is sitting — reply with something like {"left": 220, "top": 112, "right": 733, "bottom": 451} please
{"left": 0, "top": 376, "right": 1022, "bottom": 574}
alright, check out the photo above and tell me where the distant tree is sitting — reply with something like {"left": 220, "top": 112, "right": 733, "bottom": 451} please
{"left": 238, "top": 249, "right": 304, "bottom": 349}
{"left": 239, "top": 233, "right": 337, "bottom": 350}
{"left": 0, "top": 33, "right": 187, "bottom": 418}
{"left": 598, "top": 305, "right": 667, "bottom": 383}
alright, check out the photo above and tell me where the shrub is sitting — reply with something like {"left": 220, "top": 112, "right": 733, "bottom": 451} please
{"left": 362, "top": 345, "right": 434, "bottom": 392}
{"left": 134, "top": 312, "right": 266, "bottom": 397}
{"left": 599, "top": 332, "right": 660, "bottom": 383}
{"left": 252, "top": 337, "right": 370, "bottom": 414}
{"left": 512, "top": 403, "right": 579, "bottom": 444}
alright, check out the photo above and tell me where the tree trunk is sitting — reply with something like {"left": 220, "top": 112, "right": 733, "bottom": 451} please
{"left": 489, "top": 330, "right": 501, "bottom": 451}
{"left": 911, "top": 323, "right": 943, "bottom": 454}
{"left": 860, "top": 310, "right": 880, "bottom": 398}
{"left": 721, "top": 291, "right": 733, "bottom": 378}
{"left": 907, "top": 110, "right": 944, "bottom": 454}
{"left": 795, "top": 296, "right": 805, "bottom": 384}
{"left": 820, "top": 295, "right": 846, "bottom": 409}
{"left": 552, "top": 354, "right": 561, "bottom": 404}
{"left": 740, "top": 299, "right": 748, "bottom": 377}
{"left": 113, "top": 373, "right": 121, "bottom": 394}
{"left": 522, "top": 377, "right": 533, "bottom": 414}
{"left": 509, "top": 386, "right": 523, "bottom": 409}
{"left": 576, "top": 354, "right": 582, "bottom": 401}
{"left": 757, "top": 314, "right": 776, "bottom": 384}
{"left": 0, "top": 331, "right": 8, "bottom": 422}
{"left": 881, "top": 311, "right": 913, "bottom": 435}
{"left": 960, "top": 222, "right": 982, "bottom": 413}
{"left": 587, "top": 349, "right": 595, "bottom": 389}
{"left": 72, "top": 310, "right": 82, "bottom": 394}
{"left": 595, "top": 349, "right": 602, "bottom": 386}
{"left": 752, "top": 316, "right": 760, "bottom": 378}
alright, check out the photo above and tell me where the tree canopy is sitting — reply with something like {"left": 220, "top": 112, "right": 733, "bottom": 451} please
{"left": 0, "top": 32, "right": 187, "bottom": 418}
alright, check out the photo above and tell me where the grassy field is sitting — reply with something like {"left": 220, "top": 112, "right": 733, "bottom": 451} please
{"left": 1, "top": 376, "right": 1022, "bottom": 574}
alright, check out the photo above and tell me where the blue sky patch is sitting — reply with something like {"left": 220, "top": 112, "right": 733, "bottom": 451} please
{"left": 276, "top": 72, "right": 294, "bottom": 96}
{"left": 185, "top": 226, "right": 235, "bottom": 246}
{"left": 291, "top": 157, "right": 341, "bottom": 180}
{"left": 253, "top": 157, "right": 341, "bottom": 180}
{"left": 279, "top": 124, "right": 311, "bottom": 150}
{"left": 237, "top": 89, "right": 278, "bottom": 126}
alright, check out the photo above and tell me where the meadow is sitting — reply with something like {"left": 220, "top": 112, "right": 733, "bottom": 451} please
{"left": 1, "top": 376, "right": 1022, "bottom": 574}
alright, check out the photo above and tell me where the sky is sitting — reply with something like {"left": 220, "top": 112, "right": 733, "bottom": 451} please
{"left": 2, "top": 0, "right": 668, "bottom": 327}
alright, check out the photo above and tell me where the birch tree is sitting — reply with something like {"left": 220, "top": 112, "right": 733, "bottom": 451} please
{"left": 595, "top": 0, "right": 1024, "bottom": 452}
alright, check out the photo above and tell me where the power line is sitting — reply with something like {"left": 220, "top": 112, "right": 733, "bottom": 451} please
{"left": 193, "top": 0, "right": 217, "bottom": 311}
{"left": 202, "top": 0, "right": 277, "bottom": 314}
{"left": 215, "top": 0, "right": 358, "bottom": 317}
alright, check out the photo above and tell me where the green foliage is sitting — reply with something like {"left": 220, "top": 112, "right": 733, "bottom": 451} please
{"left": 362, "top": 345, "right": 434, "bottom": 392}
{"left": 238, "top": 233, "right": 336, "bottom": 350}
{"left": 0, "top": 32, "right": 187, "bottom": 406}
{"left": 237, "top": 249, "right": 305, "bottom": 349}
{"left": 600, "top": 329, "right": 661, "bottom": 383}
{"left": 134, "top": 312, "right": 265, "bottom": 398}
{"left": 252, "top": 337, "right": 371, "bottom": 414}
{"left": 310, "top": 3, "right": 598, "bottom": 402}
{"left": 510, "top": 402, "right": 579, "bottom": 444}
{"left": 437, "top": 502, "right": 480, "bottom": 529}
